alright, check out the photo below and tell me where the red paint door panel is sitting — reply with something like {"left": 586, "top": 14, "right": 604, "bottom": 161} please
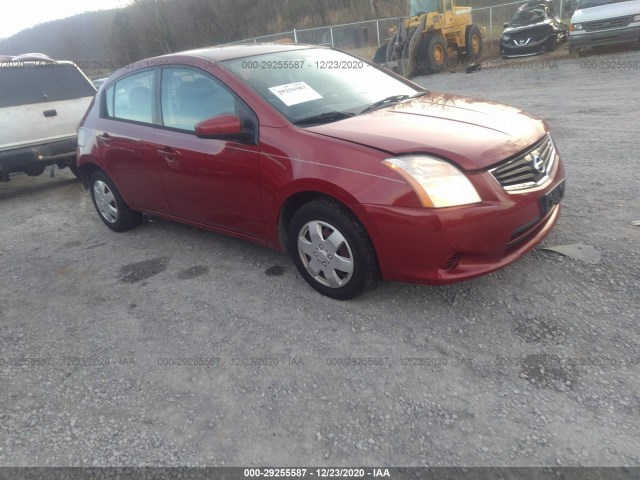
{"left": 96, "top": 120, "right": 169, "bottom": 213}
{"left": 154, "top": 130, "right": 263, "bottom": 237}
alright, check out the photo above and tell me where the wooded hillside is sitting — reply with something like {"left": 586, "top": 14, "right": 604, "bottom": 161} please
{"left": 0, "top": 0, "right": 529, "bottom": 76}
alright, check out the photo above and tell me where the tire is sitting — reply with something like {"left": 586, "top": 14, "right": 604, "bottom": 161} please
{"left": 425, "top": 34, "right": 448, "bottom": 74}
{"left": 413, "top": 36, "right": 430, "bottom": 75}
{"left": 373, "top": 44, "right": 388, "bottom": 64}
{"left": 68, "top": 163, "right": 80, "bottom": 179}
{"left": 288, "top": 198, "right": 379, "bottom": 300}
{"left": 569, "top": 44, "right": 585, "bottom": 57}
{"left": 89, "top": 170, "right": 142, "bottom": 232}
{"left": 24, "top": 164, "right": 45, "bottom": 177}
{"left": 465, "top": 25, "right": 483, "bottom": 61}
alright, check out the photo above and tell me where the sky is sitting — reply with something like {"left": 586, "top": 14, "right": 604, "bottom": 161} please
{"left": 1, "top": 0, "right": 128, "bottom": 39}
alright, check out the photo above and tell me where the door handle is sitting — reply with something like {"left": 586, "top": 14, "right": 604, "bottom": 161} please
{"left": 97, "top": 133, "right": 112, "bottom": 144}
{"left": 157, "top": 146, "right": 179, "bottom": 163}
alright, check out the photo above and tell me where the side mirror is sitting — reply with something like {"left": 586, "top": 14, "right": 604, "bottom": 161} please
{"left": 503, "top": 22, "right": 509, "bottom": 28}
{"left": 195, "top": 114, "right": 243, "bottom": 138}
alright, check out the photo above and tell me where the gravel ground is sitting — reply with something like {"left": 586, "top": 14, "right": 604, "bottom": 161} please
{"left": 1, "top": 44, "right": 639, "bottom": 468}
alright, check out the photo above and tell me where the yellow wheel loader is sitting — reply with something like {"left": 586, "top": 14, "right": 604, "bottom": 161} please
{"left": 374, "top": 0, "right": 485, "bottom": 77}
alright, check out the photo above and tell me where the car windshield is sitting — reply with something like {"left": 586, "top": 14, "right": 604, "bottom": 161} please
{"left": 577, "top": 0, "right": 631, "bottom": 8}
{"left": 511, "top": 5, "right": 547, "bottom": 26}
{"left": 409, "top": 0, "right": 442, "bottom": 16}
{"left": 223, "top": 48, "right": 422, "bottom": 125}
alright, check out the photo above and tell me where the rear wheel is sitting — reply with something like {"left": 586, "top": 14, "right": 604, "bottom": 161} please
{"left": 465, "top": 25, "right": 483, "bottom": 61}
{"left": 288, "top": 198, "right": 379, "bottom": 300}
{"left": 89, "top": 170, "right": 142, "bottom": 232}
{"left": 67, "top": 163, "right": 80, "bottom": 179}
{"left": 24, "top": 165, "right": 45, "bottom": 177}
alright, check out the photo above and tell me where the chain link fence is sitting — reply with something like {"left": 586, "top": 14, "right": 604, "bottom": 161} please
{"left": 222, "top": 1, "right": 573, "bottom": 59}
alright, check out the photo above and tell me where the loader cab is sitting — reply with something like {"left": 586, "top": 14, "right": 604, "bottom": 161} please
{"left": 409, "top": 0, "right": 444, "bottom": 16}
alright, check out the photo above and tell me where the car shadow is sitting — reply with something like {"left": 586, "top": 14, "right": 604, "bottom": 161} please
{"left": 0, "top": 175, "right": 80, "bottom": 202}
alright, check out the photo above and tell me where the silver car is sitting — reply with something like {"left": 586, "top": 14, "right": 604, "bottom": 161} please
{"left": 569, "top": 0, "right": 640, "bottom": 54}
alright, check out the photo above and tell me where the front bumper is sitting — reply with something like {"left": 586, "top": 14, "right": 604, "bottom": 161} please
{"left": 362, "top": 160, "right": 565, "bottom": 285}
{"left": 569, "top": 24, "right": 640, "bottom": 48}
{"left": 500, "top": 36, "right": 553, "bottom": 58}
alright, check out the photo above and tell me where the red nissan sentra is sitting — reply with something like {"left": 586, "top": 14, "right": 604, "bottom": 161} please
{"left": 77, "top": 44, "right": 565, "bottom": 299}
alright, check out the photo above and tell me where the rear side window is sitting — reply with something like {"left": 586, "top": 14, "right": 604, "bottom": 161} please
{"left": 0, "top": 64, "right": 96, "bottom": 108}
{"left": 104, "top": 69, "right": 155, "bottom": 124}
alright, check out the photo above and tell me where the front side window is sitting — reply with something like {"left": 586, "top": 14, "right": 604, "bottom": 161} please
{"left": 104, "top": 69, "right": 154, "bottom": 124}
{"left": 160, "top": 68, "right": 237, "bottom": 132}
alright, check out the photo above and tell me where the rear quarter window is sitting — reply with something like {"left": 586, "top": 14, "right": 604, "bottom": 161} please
{"left": 0, "top": 64, "right": 96, "bottom": 108}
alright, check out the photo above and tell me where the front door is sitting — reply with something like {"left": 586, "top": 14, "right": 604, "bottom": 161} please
{"left": 155, "top": 67, "right": 264, "bottom": 238}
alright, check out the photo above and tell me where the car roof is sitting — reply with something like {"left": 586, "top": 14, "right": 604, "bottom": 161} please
{"left": 153, "top": 43, "right": 324, "bottom": 63}
{"left": 0, "top": 53, "right": 77, "bottom": 67}
{"left": 1, "top": 53, "right": 55, "bottom": 62}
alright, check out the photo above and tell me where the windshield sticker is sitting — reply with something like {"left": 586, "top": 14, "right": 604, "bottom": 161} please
{"left": 268, "top": 82, "right": 322, "bottom": 106}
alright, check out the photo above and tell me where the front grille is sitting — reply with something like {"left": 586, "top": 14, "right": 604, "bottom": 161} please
{"left": 489, "top": 134, "right": 556, "bottom": 191}
{"left": 585, "top": 16, "right": 631, "bottom": 32}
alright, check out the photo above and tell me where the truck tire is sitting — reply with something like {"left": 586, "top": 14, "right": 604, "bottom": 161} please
{"left": 465, "top": 25, "right": 483, "bottom": 61}
{"left": 373, "top": 44, "right": 388, "bottom": 64}
{"left": 426, "top": 35, "right": 448, "bottom": 74}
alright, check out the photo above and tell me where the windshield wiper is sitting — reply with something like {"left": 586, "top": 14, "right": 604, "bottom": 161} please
{"left": 359, "top": 95, "right": 410, "bottom": 115}
{"left": 359, "top": 92, "right": 429, "bottom": 115}
{"left": 294, "top": 111, "right": 355, "bottom": 126}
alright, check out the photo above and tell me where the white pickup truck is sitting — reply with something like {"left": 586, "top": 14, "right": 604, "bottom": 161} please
{"left": 0, "top": 53, "right": 96, "bottom": 181}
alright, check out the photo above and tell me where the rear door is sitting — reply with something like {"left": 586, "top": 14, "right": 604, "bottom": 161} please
{"left": 154, "top": 66, "right": 264, "bottom": 238}
{"left": 98, "top": 68, "right": 170, "bottom": 213}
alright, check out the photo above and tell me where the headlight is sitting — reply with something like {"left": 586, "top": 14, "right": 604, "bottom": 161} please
{"left": 383, "top": 156, "right": 481, "bottom": 208}
{"left": 570, "top": 23, "right": 583, "bottom": 31}
{"left": 634, "top": 14, "right": 640, "bottom": 22}
{"left": 503, "top": 35, "right": 511, "bottom": 40}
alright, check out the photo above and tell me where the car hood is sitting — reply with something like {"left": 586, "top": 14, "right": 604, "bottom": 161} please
{"left": 503, "top": 20, "right": 551, "bottom": 34}
{"left": 572, "top": 0, "right": 640, "bottom": 23}
{"left": 304, "top": 92, "right": 547, "bottom": 171}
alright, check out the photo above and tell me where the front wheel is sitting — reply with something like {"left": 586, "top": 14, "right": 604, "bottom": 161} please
{"left": 426, "top": 35, "right": 448, "bottom": 73}
{"left": 288, "top": 198, "right": 379, "bottom": 300}
{"left": 373, "top": 43, "right": 389, "bottom": 64}
{"left": 89, "top": 170, "right": 142, "bottom": 232}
